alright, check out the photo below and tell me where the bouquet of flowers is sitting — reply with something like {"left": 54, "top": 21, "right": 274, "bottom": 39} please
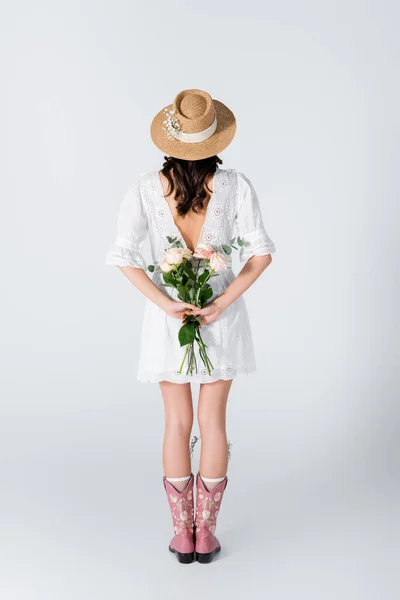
{"left": 148, "top": 235, "right": 243, "bottom": 376}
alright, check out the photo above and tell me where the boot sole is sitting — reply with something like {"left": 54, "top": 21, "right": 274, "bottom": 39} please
{"left": 196, "top": 546, "right": 221, "bottom": 563}
{"left": 168, "top": 545, "right": 195, "bottom": 564}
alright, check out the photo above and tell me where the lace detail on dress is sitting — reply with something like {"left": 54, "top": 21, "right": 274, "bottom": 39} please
{"left": 105, "top": 244, "right": 146, "bottom": 269}
{"left": 234, "top": 170, "right": 276, "bottom": 262}
{"left": 137, "top": 364, "right": 256, "bottom": 384}
{"left": 140, "top": 173, "right": 171, "bottom": 256}
{"left": 105, "top": 180, "right": 149, "bottom": 269}
{"left": 238, "top": 227, "right": 276, "bottom": 263}
{"left": 145, "top": 168, "right": 241, "bottom": 260}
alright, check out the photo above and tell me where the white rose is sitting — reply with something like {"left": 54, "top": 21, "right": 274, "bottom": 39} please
{"left": 182, "top": 248, "right": 193, "bottom": 260}
{"left": 165, "top": 247, "right": 185, "bottom": 265}
{"left": 159, "top": 259, "right": 174, "bottom": 272}
{"left": 209, "top": 251, "right": 229, "bottom": 273}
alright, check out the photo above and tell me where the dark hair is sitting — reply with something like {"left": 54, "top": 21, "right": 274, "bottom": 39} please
{"left": 160, "top": 155, "right": 223, "bottom": 217}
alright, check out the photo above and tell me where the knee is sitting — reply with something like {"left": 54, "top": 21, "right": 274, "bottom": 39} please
{"left": 197, "top": 411, "right": 226, "bottom": 439}
{"left": 165, "top": 416, "right": 193, "bottom": 439}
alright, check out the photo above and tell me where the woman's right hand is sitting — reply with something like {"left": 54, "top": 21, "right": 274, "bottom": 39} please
{"left": 161, "top": 299, "right": 198, "bottom": 320}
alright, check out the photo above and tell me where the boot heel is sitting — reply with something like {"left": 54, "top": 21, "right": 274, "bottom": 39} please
{"left": 196, "top": 546, "right": 221, "bottom": 563}
{"left": 169, "top": 546, "right": 195, "bottom": 563}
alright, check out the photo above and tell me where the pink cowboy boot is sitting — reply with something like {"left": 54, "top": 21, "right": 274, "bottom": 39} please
{"left": 194, "top": 471, "right": 228, "bottom": 563}
{"left": 163, "top": 473, "right": 195, "bottom": 564}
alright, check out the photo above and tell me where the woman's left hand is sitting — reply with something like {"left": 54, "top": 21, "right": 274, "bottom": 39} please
{"left": 184, "top": 299, "right": 226, "bottom": 326}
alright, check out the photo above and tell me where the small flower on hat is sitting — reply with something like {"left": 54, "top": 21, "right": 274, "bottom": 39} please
{"left": 162, "top": 108, "right": 183, "bottom": 140}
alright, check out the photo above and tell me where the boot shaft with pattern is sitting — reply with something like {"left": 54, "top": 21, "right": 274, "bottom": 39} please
{"left": 163, "top": 473, "right": 195, "bottom": 563}
{"left": 195, "top": 471, "right": 228, "bottom": 562}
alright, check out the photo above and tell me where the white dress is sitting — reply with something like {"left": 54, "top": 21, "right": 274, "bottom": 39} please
{"left": 105, "top": 168, "right": 276, "bottom": 383}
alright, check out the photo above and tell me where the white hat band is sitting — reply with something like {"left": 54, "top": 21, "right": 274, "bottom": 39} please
{"left": 163, "top": 111, "right": 218, "bottom": 144}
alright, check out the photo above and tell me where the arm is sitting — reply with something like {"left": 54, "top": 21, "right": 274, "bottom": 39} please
{"left": 189, "top": 171, "right": 276, "bottom": 325}
{"left": 189, "top": 254, "right": 272, "bottom": 325}
{"left": 106, "top": 180, "right": 197, "bottom": 319}
{"left": 118, "top": 265, "right": 197, "bottom": 319}
{"left": 216, "top": 253, "right": 272, "bottom": 308}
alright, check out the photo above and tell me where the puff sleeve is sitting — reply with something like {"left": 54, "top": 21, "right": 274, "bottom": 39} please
{"left": 234, "top": 171, "right": 276, "bottom": 263}
{"left": 105, "top": 180, "right": 149, "bottom": 269}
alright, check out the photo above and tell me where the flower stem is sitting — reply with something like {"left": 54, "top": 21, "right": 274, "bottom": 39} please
{"left": 179, "top": 344, "right": 189, "bottom": 374}
{"left": 196, "top": 328, "right": 214, "bottom": 374}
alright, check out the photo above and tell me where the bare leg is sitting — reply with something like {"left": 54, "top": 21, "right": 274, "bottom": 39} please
{"left": 159, "top": 381, "right": 194, "bottom": 477}
{"left": 197, "top": 379, "right": 233, "bottom": 477}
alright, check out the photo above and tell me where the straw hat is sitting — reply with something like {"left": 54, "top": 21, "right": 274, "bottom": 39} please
{"left": 150, "top": 89, "right": 236, "bottom": 160}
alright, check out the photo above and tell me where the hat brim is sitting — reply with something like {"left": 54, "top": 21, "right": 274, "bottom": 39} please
{"left": 150, "top": 100, "right": 236, "bottom": 160}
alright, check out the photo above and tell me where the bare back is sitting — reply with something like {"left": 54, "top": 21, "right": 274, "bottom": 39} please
{"left": 158, "top": 171, "right": 214, "bottom": 253}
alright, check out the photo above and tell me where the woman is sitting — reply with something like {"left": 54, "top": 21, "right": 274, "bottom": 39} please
{"left": 105, "top": 89, "right": 276, "bottom": 564}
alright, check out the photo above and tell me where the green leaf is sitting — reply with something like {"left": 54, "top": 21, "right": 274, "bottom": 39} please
{"left": 167, "top": 235, "right": 176, "bottom": 244}
{"left": 230, "top": 237, "right": 236, "bottom": 244}
{"left": 222, "top": 244, "right": 232, "bottom": 255}
{"left": 147, "top": 264, "right": 155, "bottom": 272}
{"left": 199, "top": 287, "right": 213, "bottom": 305}
{"left": 171, "top": 240, "right": 183, "bottom": 248}
{"left": 198, "top": 269, "right": 209, "bottom": 286}
{"left": 237, "top": 237, "right": 244, "bottom": 246}
{"left": 183, "top": 264, "right": 196, "bottom": 279}
{"left": 177, "top": 285, "right": 187, "bottom": 300}
{"left": 178, "top": 323, "right": 196, "bottom": 347}
{"left": 163, "top": 272, "right": 176, "bottom": 286}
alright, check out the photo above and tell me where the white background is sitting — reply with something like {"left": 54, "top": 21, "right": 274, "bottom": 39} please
{"left": 1, "top": 1, "right": 399, "bottom": 598}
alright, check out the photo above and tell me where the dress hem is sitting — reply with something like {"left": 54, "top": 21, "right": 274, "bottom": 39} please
{"left": 137, "top": 365, "right": 257, "bottom": 384}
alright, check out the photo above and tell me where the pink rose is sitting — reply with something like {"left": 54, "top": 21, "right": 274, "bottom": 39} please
{"left": 209, "top": 251, "right": 229, "bottom": 273}
{"left": 193, "top": 243, "right": 214, "bottom": 260}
